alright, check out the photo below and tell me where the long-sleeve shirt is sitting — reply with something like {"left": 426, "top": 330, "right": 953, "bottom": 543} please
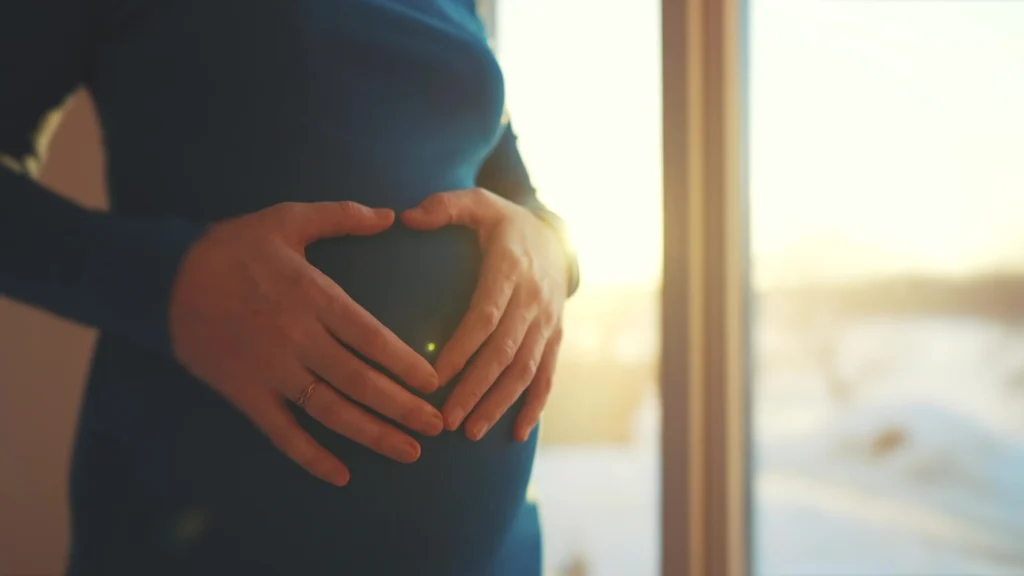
{"left": 1, "top": 1, "right": 576, "bottom": 575}
{"left": 1, "top": 0, "right": 577, "bottom": 357}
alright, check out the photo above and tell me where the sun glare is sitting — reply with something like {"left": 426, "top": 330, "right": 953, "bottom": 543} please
{"left": 497, "top": 0, "right": 664, "bottom": 287}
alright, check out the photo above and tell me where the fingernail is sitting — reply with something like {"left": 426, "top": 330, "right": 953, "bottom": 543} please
{"left": 517, "top": 424, "right": 535, "bottom": 443}
{"left": 423, "top": 410, "right": 444, "bottom": 436}
{"left": 331, "top": 468, "right": 350, "bottom": 487}
{"left": 419, "top": 375, "right": 439, "bottom": 394}
{"left": 397, "top": 440, "right": 421, "bottom": 463}
{"left": 468, "top": 421, "right": 490, "bottom": 441}
{"left": 445, "top": 408, "right": 465, "bottom": 431}
{"left": 434, "top": 365, "right": 452, "bottom": 388}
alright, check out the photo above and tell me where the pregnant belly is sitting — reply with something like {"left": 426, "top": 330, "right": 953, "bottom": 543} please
{"left": 79, "top": 222, "right": 538, "bottom": 575}
{"left": 269, "top": 225, "right": 539, "bottom": 574}
{"left": 304, "top": 224, "right": 482, "bottom": 372}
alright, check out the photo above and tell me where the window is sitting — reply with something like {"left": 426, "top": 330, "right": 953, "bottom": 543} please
{"left": 750, "top": 1, "right": 1024, "bottom": 574}
{"left": 491, "top": 2, "right": 664, "bottom": 575}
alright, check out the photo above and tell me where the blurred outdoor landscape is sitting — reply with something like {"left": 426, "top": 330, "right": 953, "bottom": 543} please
{"left": 534, "top": 272, "right": 1024, "bottom": 576}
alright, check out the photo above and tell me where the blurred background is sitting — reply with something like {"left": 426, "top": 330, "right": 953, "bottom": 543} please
{"left": 3, "top": 1, "right": 1024, "bottom": 575}
{"left": 499, "top": 1, "right": 1024, "bottom": 575}
{"left": 748, "top": 2, "right": 1024, "bottom": 574}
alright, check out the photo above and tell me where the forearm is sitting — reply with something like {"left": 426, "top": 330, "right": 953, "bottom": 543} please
{"left": 0, "top": 166, "right": 204, "bottom": 353}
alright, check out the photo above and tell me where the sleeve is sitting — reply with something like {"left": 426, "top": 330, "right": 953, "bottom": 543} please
{"left": 1, "top": 1, "right": 206, "bottom": 354}
{"left": 476, "top": 122, "right": 580, "bottom": 297}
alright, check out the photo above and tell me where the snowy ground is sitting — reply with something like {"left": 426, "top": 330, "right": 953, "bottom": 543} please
{"left": 530, "top": 316, "right": 1024, "bottom": 576}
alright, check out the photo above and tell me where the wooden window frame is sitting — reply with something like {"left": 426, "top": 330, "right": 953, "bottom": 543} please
{"left": 484, "top": 0, "right": 750, "bottom": 573}
{"left": 662, "top": 0, "right": 749, "bottom": 575}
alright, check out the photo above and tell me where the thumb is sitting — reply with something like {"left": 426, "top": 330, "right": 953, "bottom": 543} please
{"left": 283, "top": 201, "right": 395, "bottom": 245}
{"left": 401, "top": 189, "right": 496, "bottom": 231}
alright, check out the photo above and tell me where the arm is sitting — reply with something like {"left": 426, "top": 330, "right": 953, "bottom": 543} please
{"left": 1, "top": 1, "right": 205, "bottom": 354}
{"left": 475, "top": 122, "right": 580, "bottom": 297}
{"left": 4, "top": 3, "right": 447, "bottom": 483}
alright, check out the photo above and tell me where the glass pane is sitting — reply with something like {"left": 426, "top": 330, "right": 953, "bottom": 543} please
{"left": 494, "top": 2, "right": 663, "bottom": 575}
{"left": 749, "top": 1, "right": 1024, "bottom": 575}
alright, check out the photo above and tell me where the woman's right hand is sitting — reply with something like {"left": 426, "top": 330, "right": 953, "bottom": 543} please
{"left": 168, "top": 201, "right": 442, "bottom": 487}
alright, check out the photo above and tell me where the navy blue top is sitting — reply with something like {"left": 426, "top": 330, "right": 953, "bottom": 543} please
{"left": 1, "top": 1, "right": 577, "bottom": 574}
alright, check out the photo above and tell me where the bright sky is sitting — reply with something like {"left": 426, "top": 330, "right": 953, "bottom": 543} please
{"left": 497, "top": 0, "right": 1024, "bottom": 288}
{"left": 496, "top": 0, "right": 663, "bottom": 287}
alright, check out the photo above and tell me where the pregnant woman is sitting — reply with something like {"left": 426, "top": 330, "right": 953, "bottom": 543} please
{"left": 1, "top": 1, "right": 579, "bottom": 574}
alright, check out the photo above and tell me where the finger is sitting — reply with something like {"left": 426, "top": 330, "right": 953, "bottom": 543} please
{"left": 442, "top": 292, "right": 534, "bottom": 431}
{"left": 292, "top": 376, "right": 423, "bottom": 464}
{"left": 274, "top": 201, "right": 395, "bottom": 245}
{"left": 433, "top": 247, "right": 519, "bottom": 385}
{"left": 400, "top": 188, "right": 498, "bottom": 231}
{"left": 314, "top": 275, "right": 439, "bottom": 393}
{"left": 300, "top": 326, "right": 443, "bottom": 436}
{"left": 463, "top": 323, "right": 548, "bottom": 441}
{"left": 514, "top": 327, "right": 562, "bottom": 442}
{"left": 243, "top": 392, "right": 351, "bottom": 486}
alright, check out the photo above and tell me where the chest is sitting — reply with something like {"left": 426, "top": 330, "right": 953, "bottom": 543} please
{"left": 92, "top": 0, "right": 506, "bottom": 151}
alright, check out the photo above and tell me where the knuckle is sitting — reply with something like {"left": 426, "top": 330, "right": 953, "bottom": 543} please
{"left": 434, "top": 193, "right": 454, "bottom": 212}
{"left": 307, "top": 283, "right": 334, "bottom": 310}
{"left": 520, "top": 356, "right": 541, "bottom": 380}
{"left": 538, "top": 311, "right": 559, "bottom": 329}
{"left": 318, "top": 286, "right": 351, "bottom": 318}
{"left": 369, "top": 428, "right": 394, "bottom": 457}
{"left": 335, "top": 201, "right": 361, "bottom": 218}
{"left": 279, "top": 269, "right": 318, "bottom": 302}
{"left": 394, "top": 400, "right": 418, "bottom": 427}
{"left": 271, "top": 429, "right": 309, "bottom": 463}
{"left": 522, "top": 281, "right": 543, "bottom": 302}
{"left": 273, "top": 201, "right": 303, "bottom": 224}
{"left": 292, "top": 445, "right": 320, "bottom": 470}
{"left": 455, "top": 381, "right": 486, "bottom": 408}
{"left": 472, "top": 411, "right": 497, "bottom": 430}
{"left": 297, "top": 272, "right": 323, "bottom": 295}
{"left": 495, "top": 340, "right": 518, "bottom": 367}
{"left": 463, "top": 387, "right": 485, "bottom": 406}
{"left": 299, "top": 453, "right": 332, "bottom": 479}
{"left": 277, "top": 319, "right": 309, "bottom": 349}
{"left": 364, "top": 329, "right": 394, "bottom": 356}
{"left": 501, "top": 251, "right": 525, "bottom": 274}
{"left": 380, "top": 438, "right": 404, "bottom": 461}
{"left": 479, "top": 306, "right": 503, "bottom": 332}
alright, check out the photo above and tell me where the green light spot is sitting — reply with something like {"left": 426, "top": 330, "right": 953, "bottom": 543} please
{"left": 426, "top": 342, "right": 437, "bottom": 353}
{"left": 170, "top": 508, "right": 208, "bottom": 550}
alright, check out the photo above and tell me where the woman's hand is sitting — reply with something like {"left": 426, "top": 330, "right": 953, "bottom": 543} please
{"left": 169, "top": 201, "right": 443, "bottom": 487}
{"left": 402, "top": 188, "right": 568, "bottom": 443}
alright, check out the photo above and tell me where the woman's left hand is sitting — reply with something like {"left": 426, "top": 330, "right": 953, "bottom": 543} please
{"left": 401, "top": 188, "right": 568, "bottom": 442}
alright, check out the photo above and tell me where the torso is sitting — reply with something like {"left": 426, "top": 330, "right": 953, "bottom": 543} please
{"left": 68, "top": 2, "right": 539, "bottom": 574}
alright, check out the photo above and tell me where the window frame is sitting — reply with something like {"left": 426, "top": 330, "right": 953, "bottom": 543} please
{"left": 661, "top": 0, "right": 749, "bottom": 575}
{"left": 483, "top": 0, "right": 750, "bottom": 573}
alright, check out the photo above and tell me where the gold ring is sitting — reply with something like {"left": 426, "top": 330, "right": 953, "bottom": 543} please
{"left": 294, "top": 379, "right": 319, "bottom": 408}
